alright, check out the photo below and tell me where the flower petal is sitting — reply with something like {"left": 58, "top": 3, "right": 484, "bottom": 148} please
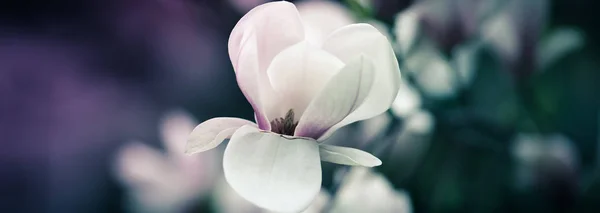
{"left": 223, "top": 125, "right": 322, "bottom": 213}
{"left": 318, "top": 144, "right": 381, "bottom": 167}
{"left": 229, "top": 1, "right": 305, "bottom": 130}
{"left": 294, "top": 55, "right": 374, "bottom": 139}
{"left": 266, "top": 41, "right": 345, "bottom": 120}
{"left": 185, "top": 117, "right": 254, "bottom": 155}
{"left": 229, "top": 1, "right": 305, "bottom": 73}
{"left": 319, "top": 24, "right": 401, "bottom": 140}
{"left": 233, "top": 33, "right": 272, "bottom": 130}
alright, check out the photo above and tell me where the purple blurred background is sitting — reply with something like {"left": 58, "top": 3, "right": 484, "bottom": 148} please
{"left": 1, "top": 0, "right": 600, "bottom": 212}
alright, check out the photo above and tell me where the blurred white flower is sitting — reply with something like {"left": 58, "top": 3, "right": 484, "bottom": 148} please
{"left": 297, "top": 0, "right": 355, "bottom": 46}
{"left": 185, "top": 2, "right": 400, "bottom": 212}
{"left": 330, "top": 168, "right": 413, "bottom": 213}
{"left": 480, "top": 0, "right": 550, "bottom": 74}
{"left": 391, "top": 78, "right": 422, "bottom": 118}
{"left": 393, "top": 8, "right": 421, "bottom": 56}
{"left": 404, "top": 41, "right": 460, "bottom": 99}
{"left": 511, "top": 133, "right": 579, "bottom": 189}
{"left": 451, "top": 41, "right": 481, "bottom": 87}
{"left": 394, "top": 0, "right": 497, "bottom": 52}
{"left": 114, "top": 111, "right": 218, "bottom": 213}
{"left": 537, "top": 27, "right": 584, "bottom": 70}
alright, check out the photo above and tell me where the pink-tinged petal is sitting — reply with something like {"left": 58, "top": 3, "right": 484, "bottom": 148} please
{"left": 320, "top": 24, "right": 401, "bottom": 140}
{"left": 223, "top": 125, "right": 321, "bottom": 213}
{"left": 294, "top": 55, "right": 374, "bottom": 139}
{"left": 229, "top": 1, "right": 305, "bottom": 73}
{"left": 229, "top": 1, "right": 305, "bottom": 129}
{"left": 319, "top": 144, "right": 381, "bottom": 167}
{"left": 185, "top": 117, "right": 255, "bottom": 155}
{"left": 234, "top": 32, "right": 271, "bottom": 130}
{"left": 160, "top": 110, "right": 197, "bottom": 156}
{"left": 266, "top": 41, "right": 345, "bottom": 120}
{"left": 114, "top": 141, "right": 173, "bottom": 187}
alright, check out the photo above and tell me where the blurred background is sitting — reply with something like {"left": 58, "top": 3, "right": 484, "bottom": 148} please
{"left": 1, "top": 0, "right": 599, "bottom": 212}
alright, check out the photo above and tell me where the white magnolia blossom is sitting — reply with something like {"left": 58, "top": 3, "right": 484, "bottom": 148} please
{"left": 330, "top": 168, "right": 413, "bottom": 213}
{"left": 391, "top": 78, "right": 422, "bottom": 118}
{"left": 511, "top": 133, "right": 579, "bottom": 189}
{"left": 114, "top": 111, "right": 217, "bottom": 213}
{"left": 403, "top": 41, "right": 461, "bottom": 99}
{"left": 185, "top": 1, "right": 401, "bottom": 212}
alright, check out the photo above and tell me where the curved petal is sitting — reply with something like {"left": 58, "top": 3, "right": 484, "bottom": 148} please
{"left": 266, "top": 41, "right": 345, "bottom": 120}
{"left": 223, "top": 125, "right": 322, "bottom": 213}
{"left": 318, "top": 144, "right": 381, "bottom": 167}
{"left": 229, "top": 1, "right": 305, "bottom": 130}
{"left": 229, "top": 1, "right": 305, "bottom": 72}
{"left": 185, "top": 117, "right": 255, "bottom": 155}
{"left": 294, "top": 55, "right": 374, "bottom": 139}
{"left": 320, "top": 23, "right": 401, "bottom": 140}
{"left": 234, "top": 33, "right": 271, "bottom": 129}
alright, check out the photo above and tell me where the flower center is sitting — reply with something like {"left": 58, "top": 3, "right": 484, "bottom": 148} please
{"left": 270, "top": 109, "right": 298, "bottom": 136}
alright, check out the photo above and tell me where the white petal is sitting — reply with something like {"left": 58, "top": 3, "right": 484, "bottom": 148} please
{"left": 229, "top": 1, "right": 306, "bottom": 129}
{"left": 185, "top": 117, "right": 254, "bottom": 155}
{"left": 223, "top": 125, "right": 322, "bottom": 213}
{"left": 266, "top": 41, "right": 344, "bottom": 120}
{"left": 320, "top": 24, "right": 401, "bottom": 140}
{"left": 294, "top": 55, "right": 374, "bottom": 139}
{"left": 318, "top": 144, "right": 381, "bottom": 167}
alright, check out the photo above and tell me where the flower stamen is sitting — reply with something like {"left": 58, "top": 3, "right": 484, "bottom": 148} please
{"left": 270, "top": 109, "right": 298, "bottom": 136}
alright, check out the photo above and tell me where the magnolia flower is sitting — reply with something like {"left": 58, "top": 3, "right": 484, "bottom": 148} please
{"left": 185, "top": 1, "right": 400, "bottom": 212}
{"left": 115, "top": 111, "right": 217, "bottom": 213}
{"left": 479, "top": 0, "right": 583, "bottom": 76}
{"left": 393, "top": 0, "right": 498, "bottom": 54}
{"left": 511, "top": 133, "right": 579, "bottom": 190}
{"left": 330, "top": 168, "right": 413, "bottom": 213}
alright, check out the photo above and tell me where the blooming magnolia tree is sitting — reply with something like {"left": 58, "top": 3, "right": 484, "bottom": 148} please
{"left": 184, "top": 1, "right": 401, "bottom": 212}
